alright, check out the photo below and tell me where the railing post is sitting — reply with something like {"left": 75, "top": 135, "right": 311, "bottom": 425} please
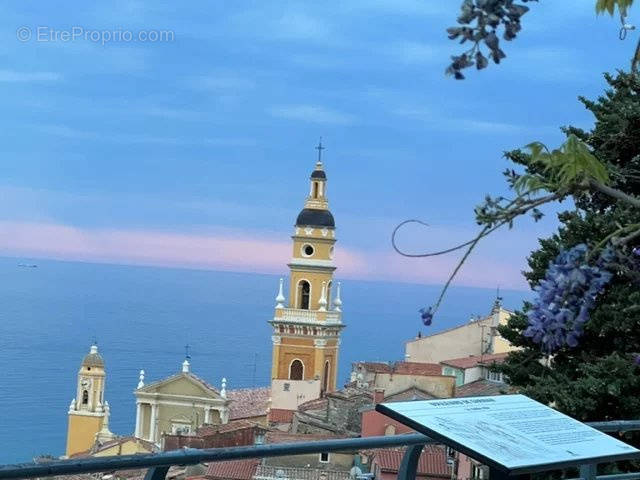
{"left": 398, "top": 444, "right": 424, "bottom": 480}
{"left": 580, "top": 463, "right": 597, "bottom": 480}
{"left": 144, "top": 466, "right": 170, "bottom": 480}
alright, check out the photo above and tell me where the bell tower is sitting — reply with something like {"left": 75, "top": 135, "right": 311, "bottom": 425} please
{"left": 65, "top": 343, "right": 108, "bottom": 457}
{"left": 269, "top": 141, "right": 345, "bottom": 394}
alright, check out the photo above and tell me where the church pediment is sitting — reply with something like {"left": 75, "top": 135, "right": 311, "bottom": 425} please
{"left": 136, "top": 373, "right": 223, "bottom": 400}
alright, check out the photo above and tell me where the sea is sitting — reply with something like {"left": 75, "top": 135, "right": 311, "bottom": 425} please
{"left": 0, "top": 256, "right": 529, "bottom": 464}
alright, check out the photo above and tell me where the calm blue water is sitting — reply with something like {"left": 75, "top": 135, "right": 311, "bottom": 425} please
{"left": 0, "top": 256, "right": 529, "bottom": 463}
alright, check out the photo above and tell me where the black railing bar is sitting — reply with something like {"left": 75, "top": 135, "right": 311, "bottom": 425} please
{"left": 2, "top": 419, "right": 639, "bottom": 480}
{"left": 565, "top": 474, "right": 640, "bottom": 480}
{"left": 0, "top": 433, "right": 433, "bottom": 480}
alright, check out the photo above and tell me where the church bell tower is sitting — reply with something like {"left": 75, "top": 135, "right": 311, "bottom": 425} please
{"left": 65, "top": 343, "right": 108, "bottom": 457}
{"left": 269, "top": 142, "right": 345, "bottom": 394}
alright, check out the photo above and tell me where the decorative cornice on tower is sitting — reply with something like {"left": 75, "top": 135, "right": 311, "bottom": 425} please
{"left": 318, "top": 281, "right": 327, "bottom": 311}
{"left": 332, "top": 282, "right": 342, "bottom": 312}
{"left": 275, "top": 278, "right": 285, "bottom": 309}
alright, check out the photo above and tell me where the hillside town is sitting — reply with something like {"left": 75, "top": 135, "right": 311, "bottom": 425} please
{"left": 62, "top": 155, "right": 516, "bottom": 480}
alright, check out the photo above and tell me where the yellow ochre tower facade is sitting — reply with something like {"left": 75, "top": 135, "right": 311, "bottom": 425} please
{"left": 270, "top": 142, "right": 345, "bottom": 394}
{"left": 65, "top": 344, "right": 108, "bottom": 457}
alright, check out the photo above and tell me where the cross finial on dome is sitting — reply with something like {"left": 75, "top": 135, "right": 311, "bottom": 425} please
{"left": 315, "top": 137, "right": 325, "bottom": 165}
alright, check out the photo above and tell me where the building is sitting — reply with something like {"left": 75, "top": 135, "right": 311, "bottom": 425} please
{"left": 86, "top": 437, "right": 157, "bottom": 457}
{"left": 262, "top": 431, "right": 354, "bottom": 475}
{"left": 163, "top": 419, "right": 268, "bottom": 451}
{"left": 360, "top": 388, "right": 439, "bottom": 438}
{"left": 365, "top": 446, "right": 451, "bottom": 480}
{"left": 440, "top": 352, "right": 508, "bottom": 387}
{"left": 405, "top": 299, "right": 515, "bottom": 364}
{"left": 66, "top": 344, "right": 115, "bottom": 457}
{"left": 350, "top": 361, "right": 455, "bottom": 398}
{"left": 269, "top": 147, "right": 345, "bottom": 410}
{"left": 291, "top": 385, "right": 373, "bottom": 436}
{"left": 133, "top": 358, "right": 230, "bottom": 445}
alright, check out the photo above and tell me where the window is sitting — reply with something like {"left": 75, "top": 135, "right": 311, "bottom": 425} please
{"left": 289, "top": 359, "right": 304, "bottom": 380}
{"left": 326, "top": 281, "right": 332, "bottom": 307}
{"left": 443, "top": 366, "right": 464, "bottom": 387}
{"left": 319, "top": 452, "right": 330, "bottom": 463}
{"left": 471, "top": 464, "right": 488, "bottom": 480}
{"left": 445, "top": 446, "right": 456, "bottom": 459}
{"left": 171, "top": 423, "right": 191, "bottom": 435}
{"left": 298, "top": 281, "right": 310, "bottom": 309}
{"left": 302, "top": 244, "right": 314, "bottom": 257}
{"left": 82, "top": 390, "right": 88, "bottom": 405}
{"left": 486, "top": 369, "right": 503, "bottom": 383}
{"left": 384, "top": 424, "right": 396, "bottom": 436}
{"left": 283, "top": 382, "right": 290, "bottom": 392}
{"left": 254, "top": 433, "right": 265, "bottom": 445}
{"left": 313, "top": 182, "right": 319, "bottom": 198}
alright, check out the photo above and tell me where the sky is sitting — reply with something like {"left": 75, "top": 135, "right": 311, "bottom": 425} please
{"left": 0, "top": 1, "right": 636, "bottom": 290}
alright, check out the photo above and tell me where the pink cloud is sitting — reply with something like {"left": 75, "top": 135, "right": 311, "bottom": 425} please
{"left": 0, "top": 221, "right": 528, "bottom": 290}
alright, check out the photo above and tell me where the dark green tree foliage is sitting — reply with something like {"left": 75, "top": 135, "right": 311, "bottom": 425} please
{"left": 497, "top": 72, "right": 640, "bottom": 424}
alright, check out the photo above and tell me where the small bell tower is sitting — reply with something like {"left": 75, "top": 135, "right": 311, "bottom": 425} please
{"left": 269, "top": 141, "right": 345, "bottom": 394}
{"left": 65, "top": 343, "right": 108, "bottom": 457}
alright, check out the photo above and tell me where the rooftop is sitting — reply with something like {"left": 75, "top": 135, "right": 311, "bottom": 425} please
{"left": 227, "top": 386, "right": 270, "bottom": 420}
{"left": 354, "top": 361, "right": 442, "bottom": 376}
{"left": 454, "top": 379, "right": 514, "bottom": 397}
{"left": 205, "top": 458, "right": 260, "bottom": 480}
{"left": 372, "top": 446, "right": 450, "bottom": 478}
{"left": 265, "top": 431, "right": 346, "bottom": 444}
{"left": 267, "top": 408, "right": 295, "bottom": 423}
{"left": 440, "top": 352, "right": 509, "bottom": 370}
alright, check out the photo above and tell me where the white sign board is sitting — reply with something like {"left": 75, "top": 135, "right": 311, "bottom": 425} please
{"left": 377, "top": 394, "right": 638, "bottom": 473}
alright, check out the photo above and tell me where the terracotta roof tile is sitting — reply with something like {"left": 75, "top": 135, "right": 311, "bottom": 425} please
{"left": 297, "top": 397, "right": 329, "bottom": 412}
{"left": 268, "top": 408, "right": 295, "bottom": 423}
{"left": 454, "top": 379, "right": 515, "bottom": 397}
{"left": 265, "top": 431, "right": 345, "bottom": 444}
{"left": 197, "top": 419, "right": 264, "bottom": 436}
{"left": 354, "top": 362, "right": 442, "bottom": 376}
{"left": 227, "top": 387, "right": 270, "bottom": 420}
{"left": 373, "top": 446, "right": 450, "bottom": 478}
{"left": 205, "top": 458, "right": 260, "bottom": 480}
{"left": 441, "top": 353, "right": 509, "bottom": 370}
{"left": 383, "top": 387, "right": 438, "bottom": 403}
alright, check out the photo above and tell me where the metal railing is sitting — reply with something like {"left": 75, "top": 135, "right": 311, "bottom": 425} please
{"left": 0, "top": 421, "right": 638, "bottom": 480}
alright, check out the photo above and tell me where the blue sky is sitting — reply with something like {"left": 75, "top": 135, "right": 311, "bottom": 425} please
{"left": 0, "top": 1, "right": 635, "bottom": 289}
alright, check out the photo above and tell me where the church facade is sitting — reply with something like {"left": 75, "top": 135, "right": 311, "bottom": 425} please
{"left": 269, "top": 148, "right": 345, "bottom": 396}
{"left": 133, "top": 359, "right": 230, "bottom": 445}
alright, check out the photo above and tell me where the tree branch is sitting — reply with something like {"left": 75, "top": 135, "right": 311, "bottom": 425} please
{"left": 589, "top": 179, "right": 640, "bottom": 208}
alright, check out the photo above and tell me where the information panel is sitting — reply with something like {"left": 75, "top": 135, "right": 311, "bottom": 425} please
{"left": 376, "top": 394, "right": 639, "bottom": 473}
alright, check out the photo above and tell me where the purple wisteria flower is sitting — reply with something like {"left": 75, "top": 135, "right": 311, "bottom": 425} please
{"left": 523, "top": 244, "right": 614, "bottom": 353}
{"left": 633, "top": 247, "right": 640, "bottom": 257}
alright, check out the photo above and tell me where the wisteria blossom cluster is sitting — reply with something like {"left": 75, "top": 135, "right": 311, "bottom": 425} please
{"left": 523, "top": 244, "right": 615, "bottom": 352}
